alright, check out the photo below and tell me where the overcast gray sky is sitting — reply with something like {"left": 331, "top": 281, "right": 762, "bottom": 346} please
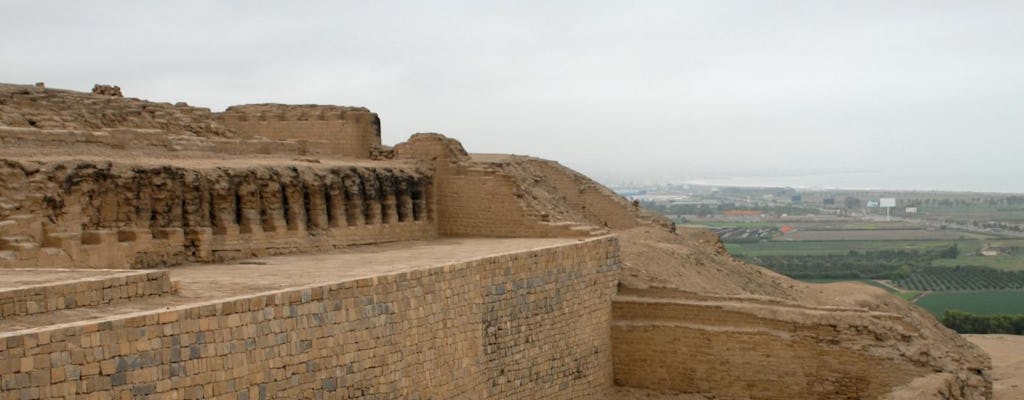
{"left": 3, "top": 1, "right": 1022, "bottom": 192}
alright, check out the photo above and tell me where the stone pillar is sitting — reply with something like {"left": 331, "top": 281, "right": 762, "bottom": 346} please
{"left": 361, "top": 171, "right": 382, "bottom": 225}
{"left": 412, "top": 185, "right": 427, "bottom": 222}
{"left": 284, "top": 184, "right": 307, "bottom": 232}
{"left": 210, "top": 183, "right": 239, "bottom": 236}
{"left": 236, "top": 182, "right": 262, "bottom": 235}
{"left": 398, "top": 188, "right": 414, "bottom": 223}
{"left": 124, "top": 175, "right": 148, "bottom": 230}
{"left": 327, "top": 183, "right": 347, "bottom": 228}
{"left": 344, "top": 175, "right": 365, "bottom": 227}
{"left": 259, "top": 182, "right": 287, "bottom": 233}
{"left": 182, "top": 172, "right": 211, "bottom": 229}
{"left": 381, "top": 194, "right": 398, "bottom": 224}
{"left": 306, "top": 185, "right": 329, "bottom": 230}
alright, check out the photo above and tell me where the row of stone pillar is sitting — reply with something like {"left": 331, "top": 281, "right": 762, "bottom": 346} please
{"left": 67, "top": 166, "right": 434, "bottom": 235}
{"left": 222, "top": 179, "right": 432, "bottom": 235}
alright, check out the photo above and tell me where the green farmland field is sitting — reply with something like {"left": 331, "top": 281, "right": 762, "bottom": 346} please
{"left": 724, "top": 240, "right": 967, "bottom": 257}
{"left": 914, "top": 291, "right": 1024, "bottom": 316}
{"left": 725, "top": 238, "right": 1024, "bottom": 272}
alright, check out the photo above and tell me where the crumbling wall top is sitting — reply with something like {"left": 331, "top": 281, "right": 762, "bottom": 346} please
{"left": 218, "top": 104, "right": 375, "bottom": 122}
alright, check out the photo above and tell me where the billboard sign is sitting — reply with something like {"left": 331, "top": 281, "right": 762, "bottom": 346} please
{"left": 880, "top": 198, "right": 896, "bottom": 208}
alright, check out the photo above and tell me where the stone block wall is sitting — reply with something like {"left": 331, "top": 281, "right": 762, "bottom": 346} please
{"left": 0, "top": 237, "right": 619, "bottom": 399}
{"left": 0, "top": 269, "right": 172, "bottom": 318}
{"left": 217, "top": 105, "right": 381, "bottom": 159}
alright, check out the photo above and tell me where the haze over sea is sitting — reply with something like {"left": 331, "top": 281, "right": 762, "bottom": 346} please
{"left": 594, "top": 168, "right": 1024, "bottom": 194}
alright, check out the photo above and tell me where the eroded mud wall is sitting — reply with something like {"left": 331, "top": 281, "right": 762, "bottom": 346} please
{"left": 0, "top": 161, "right": 436, "bottom": 268}
{"left": 217, "top": 105, "right": 381, "bottom": 159}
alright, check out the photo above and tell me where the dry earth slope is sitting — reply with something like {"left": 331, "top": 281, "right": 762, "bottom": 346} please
{"left": 455, "top": 151, "right": 992, "bottom": 399}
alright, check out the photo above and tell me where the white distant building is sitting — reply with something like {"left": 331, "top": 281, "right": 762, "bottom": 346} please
{"left": 905, "top": 207, "right": 918, "bottom": 213}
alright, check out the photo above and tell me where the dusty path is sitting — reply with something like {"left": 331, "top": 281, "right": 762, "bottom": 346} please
{"left": 964, "top": 334, "right": 1024, "bottom": 400}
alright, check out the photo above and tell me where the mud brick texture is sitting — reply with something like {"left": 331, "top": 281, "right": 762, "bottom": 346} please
{"left": 0, "top": 237, "right": 619, "bottom": 399}
{"left": 0, "top": 269, "right": 172, "bottom": 318}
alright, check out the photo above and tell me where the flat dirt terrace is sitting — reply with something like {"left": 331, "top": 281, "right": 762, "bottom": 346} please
{"left": 0, "top": 237, "right": 580, "bottom": 333}
{"left": 965, "top": 334, "right": 1024, "bottom": 400}
{"left": 0, "top": 269, "right": 125, "bottom": 289}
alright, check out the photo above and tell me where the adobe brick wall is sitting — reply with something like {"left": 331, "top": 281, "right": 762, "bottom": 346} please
{"left": 393, "top": 134, "right": 599, "bottom": 238}
{"left": 434, "top": 166, "right": 591, "bottom": 238}
{"left": 0, "top": 237, "right": 619, "bottom": 399}
{"left": 527, "top": 160, "right": 641, "bottom": 230}
{"left": 0, "top": 269, "right": 172, "bottom": 318}
{"left": 217, "top": 105, "right": 381, "bottom": 159}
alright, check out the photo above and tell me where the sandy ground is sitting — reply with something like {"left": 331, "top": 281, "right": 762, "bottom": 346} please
{"left": 601, "top": 386, "right": 712, "bottom": 399}
{"left": 964, "top": 334, "right": 1024, "bottom": 400}
{"left": 0, "top": 237, "right": 578, "bottom": 333}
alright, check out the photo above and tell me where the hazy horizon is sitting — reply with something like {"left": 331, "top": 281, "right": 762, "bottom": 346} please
{"left": 2, "top": 1, "right": 1022, "bottom": 193}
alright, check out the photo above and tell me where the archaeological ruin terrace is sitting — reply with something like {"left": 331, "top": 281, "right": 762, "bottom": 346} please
{"left": 0, "top": 83, "right": 992, "bottom": 399}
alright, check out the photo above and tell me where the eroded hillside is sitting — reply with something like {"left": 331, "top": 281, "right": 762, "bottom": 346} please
{"left": 450, "top": 145, "right": 992, "bottom": 399}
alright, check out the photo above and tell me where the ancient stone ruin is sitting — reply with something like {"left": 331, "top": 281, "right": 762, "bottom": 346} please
{"left": 0, "top": 83, "right": 991, "bottom": 399}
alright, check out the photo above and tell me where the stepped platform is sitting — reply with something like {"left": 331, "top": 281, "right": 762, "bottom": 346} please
{"left": 0, "top": 237, "right": 578, "bottom": 334}
{"left": 0, "top": 236, "right": 617, "bottom": 399}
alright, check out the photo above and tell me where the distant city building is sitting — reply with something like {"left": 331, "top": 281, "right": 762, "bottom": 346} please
{"left": 823, "top": 197, "right": 835, "bottom": 206}
{"left": 905, "top": 207, "right": 918, "bottom": 213}
{"left": 791, "top": 195, "right": 802, "bottom": 203}
{"left": 867, "top": 200, "right": 880, "bottom": 207}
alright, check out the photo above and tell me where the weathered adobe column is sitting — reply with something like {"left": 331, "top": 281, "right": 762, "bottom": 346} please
{"left": 380, "top": 173, "right": 399, "bottom": 224}
{"left": 129, "top": 177, "right": 152, "bottom": 229}
{"left": 397, "top": 177, "right": 414, "bottom": 223}
{"left": 305, "top": 183, "right": 329, "bottom": 231}
{"left": 236, "top": 180, "right": 262, "bottom": 234}
{"left": 88, "top": 182, "right": 120, "bottom": 230}
{"left": 182, "top": 171, "right": 213, "bottom": 262}
{"left": 411, "top": 181, "right": 426, "bottom": 222}
{"left": 181, "top": 171, "right": 211, "bottom": 229}
{"left": 283, "top": 182, "right": 308, "bottom": 232}
{"left": 360, "top": 170, "right": 382, "bottom": 225}
{"left": 208, "top": 179, "right": 237, "bottom": 235}
{"left": 343, "top": 173, "right": 365, "bottom": 226}
{"left": 326, "top": 174, "right": 348, "bottom": 229}
{"left": 258, "top": 180, "right": 287, "bottom": 233}
{"left": 148, "top": 184, "right": 184, "bottom": 229}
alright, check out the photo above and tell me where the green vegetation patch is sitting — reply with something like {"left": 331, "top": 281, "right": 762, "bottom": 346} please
{"left": 915, "top": 291, "right": 1024, "bottom": 316}
{"left": 894, "top": 266, "right": 1024, "bottom": 291}
{"left": 735, "top": 245, "right": 958, "bottom": 280}
{"left": 940, "top": 310, "right": 1024, "bottom": 334}
{"left": 726, "top": 240, "right": 964, "bottom": 257}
